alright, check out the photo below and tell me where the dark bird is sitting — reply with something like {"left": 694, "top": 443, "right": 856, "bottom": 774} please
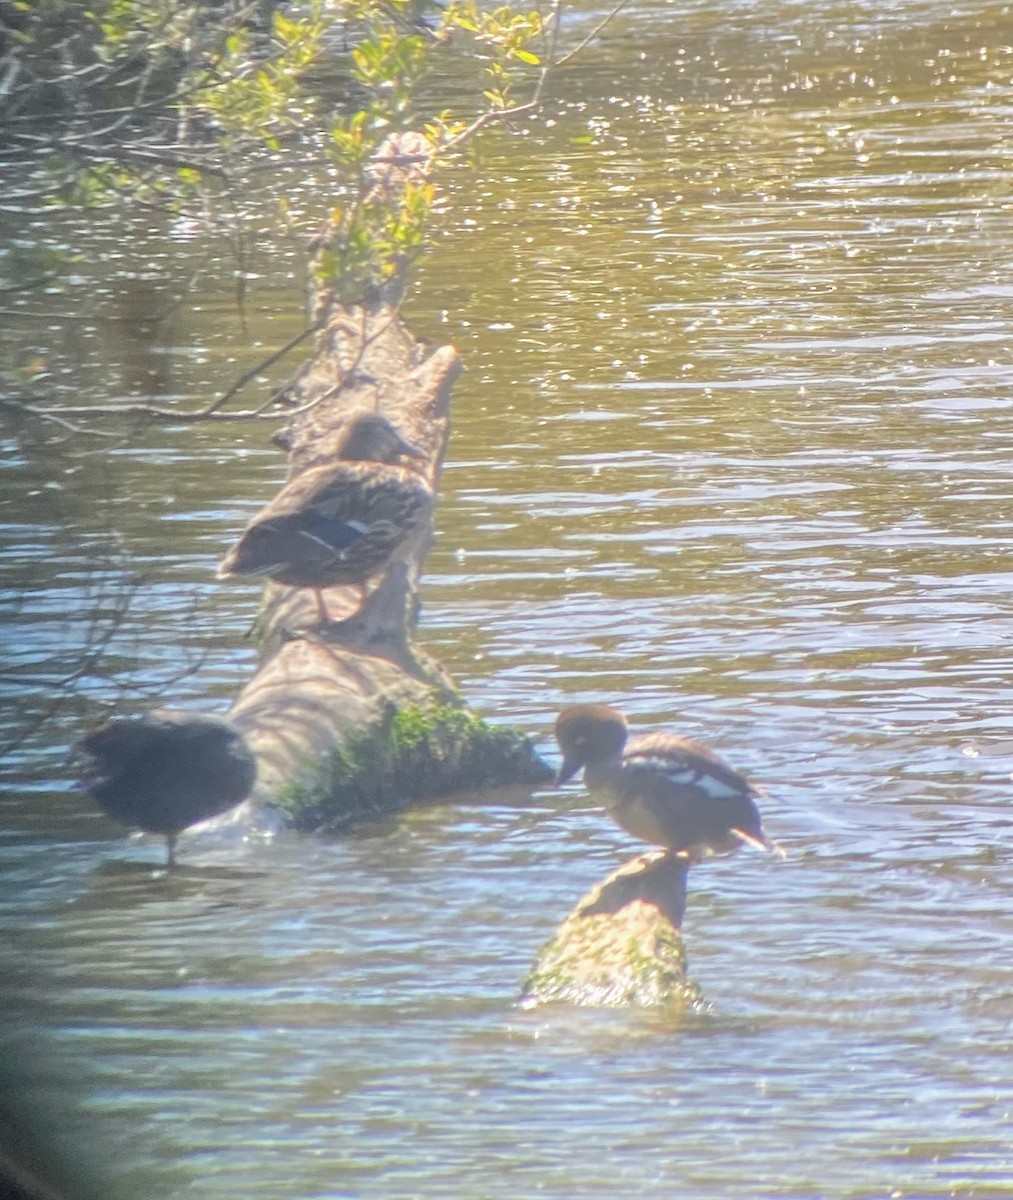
{"left": 554, "top": 704, "right": 779, "bottom": 863}
{"left": 76, "top": 710, "right": 257, "bottom": 867}
{"left": 217, "top": 411, "right": 432, "bottom": 623}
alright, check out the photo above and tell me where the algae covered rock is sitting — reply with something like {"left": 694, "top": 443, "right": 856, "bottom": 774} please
{"left": 519, "top": 851, "right": 702, "bottom": 1009}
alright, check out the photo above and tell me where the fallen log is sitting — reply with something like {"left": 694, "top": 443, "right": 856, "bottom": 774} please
{"left": 225, "top": 300, "right": 551, "bottom": 828}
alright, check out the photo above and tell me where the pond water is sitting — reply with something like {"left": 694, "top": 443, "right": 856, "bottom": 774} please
{"left": 2, "top": 1, "right": 1012, "bottom": 1197}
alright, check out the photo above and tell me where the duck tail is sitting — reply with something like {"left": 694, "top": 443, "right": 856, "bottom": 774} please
{"left": 730, "top": 827, "right": 786, "bottom": 858}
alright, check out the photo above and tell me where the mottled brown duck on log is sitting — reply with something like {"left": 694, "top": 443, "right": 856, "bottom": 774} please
{"left": 76, "top": 711, "right": 258, "bottom": 867}
{"left": 555, "top": 704, "right": 780, "bottom": 863}
{"left": 218, "top": 412, "right": 433, "bottom": 623}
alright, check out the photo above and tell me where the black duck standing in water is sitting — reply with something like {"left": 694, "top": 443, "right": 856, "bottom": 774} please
{"left": 77, "top": 711, "right": 258, "bottom": 867}
{"left": 554, "top": 704, "right": 780, "bottom": 863}
{"left": 217, "top": 411, "right": 433, "bottom": 624}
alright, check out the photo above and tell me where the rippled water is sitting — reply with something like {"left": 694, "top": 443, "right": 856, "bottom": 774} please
{"left": 2, "top": 1, "right": 1013, "bottom": 1197}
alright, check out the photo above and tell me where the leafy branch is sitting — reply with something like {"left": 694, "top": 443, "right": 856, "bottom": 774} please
{"left": 2, "top": 0, "right": 627, "bottom": 429}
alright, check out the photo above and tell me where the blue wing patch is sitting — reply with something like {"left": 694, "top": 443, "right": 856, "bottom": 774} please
{"left": 300, "top": 514, "right": 371, "bottom": 554}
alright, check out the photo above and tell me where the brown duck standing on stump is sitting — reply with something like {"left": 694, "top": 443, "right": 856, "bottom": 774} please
{"left": 554, "top": 704, "right": 780, "bottom": 863}
{"left": 217, "top": 412, "right": 433, "bottom": 623}
{"left": 76, "top": 711, "right": 258, "bottom": 867}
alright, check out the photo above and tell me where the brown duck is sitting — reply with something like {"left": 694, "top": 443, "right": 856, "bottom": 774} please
{"left": 555, "top": 704, "right": 780, "bottom": 863}
{"left": 218, "top": 412, "right": 433, "bottom": 622}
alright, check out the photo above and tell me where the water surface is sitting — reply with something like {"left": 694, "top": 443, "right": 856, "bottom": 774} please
{"left": 2, "top": 1, "right": 1012, "bottom": 1197}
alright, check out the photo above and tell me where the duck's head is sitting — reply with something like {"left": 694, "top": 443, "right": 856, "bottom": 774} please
{"left": 338, "top": 412, "right": 426, "bottom": 465}
{"left": 554, "top": 704, "right": 629, "bottom": 784}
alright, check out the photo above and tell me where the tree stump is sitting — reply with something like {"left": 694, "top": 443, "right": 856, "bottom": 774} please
{"left": 519, "top": 852, "right": 702, "bottom": 1009}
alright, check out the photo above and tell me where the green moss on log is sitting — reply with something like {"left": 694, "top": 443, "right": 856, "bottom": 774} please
{"left": 272, "top": 699, "right": 553, "bottom": 831}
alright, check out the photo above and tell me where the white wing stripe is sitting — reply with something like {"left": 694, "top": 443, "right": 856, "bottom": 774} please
{"left": 627, "top": 754, "right": 744, "bottom": 799}
{"left": 693, "top": 773, "right": 743, "bottom": 800}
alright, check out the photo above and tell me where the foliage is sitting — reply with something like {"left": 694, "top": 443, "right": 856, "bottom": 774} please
{"left": 1, "top": 0, "right": 556, "bottom": 303}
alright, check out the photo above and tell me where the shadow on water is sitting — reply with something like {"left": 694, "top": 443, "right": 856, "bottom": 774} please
{"left": 77, "top": 858, "right": 274, "bottom": 902}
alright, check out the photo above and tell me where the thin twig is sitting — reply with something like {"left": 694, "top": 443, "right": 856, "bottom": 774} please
{"left": 0, "top": 575, "right": 140, "bottom": 759}
{"left": 201, "top": 315, "right": 328, "bottom": 416}
{"left": 439, "top": 0, "right": 564, "bottom": 157}
{"left": 1, "top": 395, "right": 257, "bottom": 424}
{"left": 553, "top": 0, "right": 629, "bottom": 68}
{"left": 0, "top": 303, "right": 404, "bottom": 431}
{"left": 2, "top": 397, "right": 121, "bottom": 436}
{"left": 251, "top": 307, "right": 397, "bottom": 419}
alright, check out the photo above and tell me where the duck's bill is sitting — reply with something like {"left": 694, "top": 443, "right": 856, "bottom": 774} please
{"left": 555, "top": 758, "right": 582, "bottom": 785}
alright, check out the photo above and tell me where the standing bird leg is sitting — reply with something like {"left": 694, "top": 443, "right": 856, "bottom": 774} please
{"left": 314, "top": 587, "right": 329, "bottom": 624}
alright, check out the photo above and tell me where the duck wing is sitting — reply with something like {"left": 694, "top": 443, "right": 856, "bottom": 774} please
{"left": 615, "top": 733, "right": 773, "bottom": 856}
{"left": 219, "top": 463, "right": 432, "bottom": 587}
{"left": 625, "top": 733, "right": 755, "bottom": 802}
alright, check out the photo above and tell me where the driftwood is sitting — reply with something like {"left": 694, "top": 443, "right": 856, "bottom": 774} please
{"left": 219, "top": 132, "right": 550, "bottom": 829}
{"left": 225, "top": 302, "right": 551, "bottom": 830}
{"left": 519, "top": 852, "right": 702, "bottom": 1009}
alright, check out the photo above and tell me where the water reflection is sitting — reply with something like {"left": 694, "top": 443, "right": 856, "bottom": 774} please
{"left": 3, "top": 0, "right": 1013, "bottom": 1197}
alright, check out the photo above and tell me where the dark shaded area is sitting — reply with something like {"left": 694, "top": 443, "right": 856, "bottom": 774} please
{"left": 0, "top": 1099, "right": 92, "bottom": 1200}
{"left": 0, "top": 0, "right": 292, "bottom": 205}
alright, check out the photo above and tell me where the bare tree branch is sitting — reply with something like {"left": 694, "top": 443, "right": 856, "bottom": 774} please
{"left": 203, "top": 316, "right": 328, "bottom": 416}
{"left": 553, "top": 0, "right": 630, "bottom": 68}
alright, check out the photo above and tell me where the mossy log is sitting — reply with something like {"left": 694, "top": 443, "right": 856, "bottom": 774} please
{"left": 226, "top": 302, "right": 551, "bottom": 829}
{"left": 519, "top": 852, "right": 703, "bottom": 1009}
